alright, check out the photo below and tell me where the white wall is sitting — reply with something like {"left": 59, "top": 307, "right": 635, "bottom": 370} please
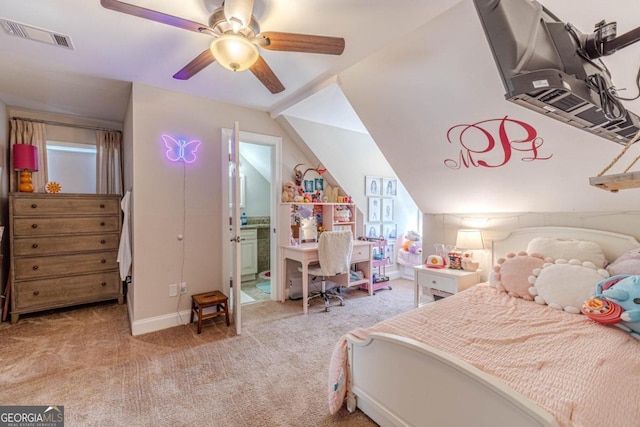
{"left": 283, "top": 116, "right": 421, "bottom": 269}
{"left": 240, "top": 153, "right": 270, "bottom": 217}
{"left": 128, "top": 83, "right": 311, "bottom": 334}
{"left": 339, "top": 0, "right": 640, "bottom": 215}
{"left": 424, "top": 211, "right": 640, "bottom": 282}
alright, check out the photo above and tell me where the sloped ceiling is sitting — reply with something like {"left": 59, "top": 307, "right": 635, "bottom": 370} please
{"left": 338, "top": 0, "right": 640, "bottom": 214}
{"left": 2, "top": 0, "right": 640, "bottom": 216}
{"left": 0, "top": 0, "right": 459, "bottom": 122}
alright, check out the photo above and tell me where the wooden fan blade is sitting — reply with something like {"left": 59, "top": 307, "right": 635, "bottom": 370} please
{"left": 249, "top": 56, "right": 285, "bottom": 94}
{"left": 173, "top": 50, "right": 216, "bottom": 80}
{"left": 101, "top": 0, "right": 210, "bottom": 33}
{"left": 260, "top": 32, "right": 345, "bottom": 55}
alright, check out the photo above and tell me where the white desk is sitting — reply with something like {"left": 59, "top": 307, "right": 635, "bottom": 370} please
{"left": 281, "top": 240, "right": 373, "bottom": 314}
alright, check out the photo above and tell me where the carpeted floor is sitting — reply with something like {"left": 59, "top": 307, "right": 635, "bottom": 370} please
{"left": 0, "top": 278, "right": 417, "bottom": 426}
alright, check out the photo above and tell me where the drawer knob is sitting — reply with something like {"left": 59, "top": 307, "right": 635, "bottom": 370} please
{"left": 100, "top": 221, "right": 106, "bottom": 226}
{"left": 100, "top": 239, "right": 106, "bottom": 244}
{"left": 101, "top": 259, "right": 106, "bottom": 264}
{"left": 31, "top": 204, "right": 37, "bottom": 209}
{"left": 101, "top": 282, "right": 107, "bottom": 286}
{"left": 33, "top": 290, "right": 39, "bottom": 296}
{"left": 32, "top": 243, "right": 38, "bottom": 249}
{"left": 100, "top": 204, "right": 105, "bottom": 208}
{"left": 32, "top": 265, "right": 39, "bottom": 270}
{"left": 431, "top": 280, "right": 436, "bottom": 284}
{"left": 31, "top": 224, "right": 38, "bottom": 229}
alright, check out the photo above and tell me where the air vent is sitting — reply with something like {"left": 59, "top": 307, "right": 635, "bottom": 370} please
{"left": 0, "top": 18, "right": 74, "bottom": 50}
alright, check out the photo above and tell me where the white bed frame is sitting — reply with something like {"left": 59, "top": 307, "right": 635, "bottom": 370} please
{"left": 345, "top": 227, "right": 640, "bottom": 427}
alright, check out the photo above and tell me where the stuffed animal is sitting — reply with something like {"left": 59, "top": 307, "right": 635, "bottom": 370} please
{"left": 282, "top": 181, "right": 297, "bottom": 202}
{"left": 584, "top": 275, "right": 640, "bottom": 339}
{"left": 606, "top": 248, "right": 640, "bottom": 276}
{"left": 408, "top": 241, "right": 422, "bottom": 254}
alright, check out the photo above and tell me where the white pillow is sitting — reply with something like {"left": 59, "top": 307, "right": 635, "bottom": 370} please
{"left": 528, "top": 259, "right": 609, "bottom": 314}
{"left": 526, "top": 237, "right": 607, "bottom": 268}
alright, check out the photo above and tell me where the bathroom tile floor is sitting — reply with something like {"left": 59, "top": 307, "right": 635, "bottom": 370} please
{"left": 241, "top": 278, "right": 272, "bottom": 304}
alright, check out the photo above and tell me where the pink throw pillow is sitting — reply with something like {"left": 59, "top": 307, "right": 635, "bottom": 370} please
{"left": 494, "top": 251, "right": 546, "bottom": 300}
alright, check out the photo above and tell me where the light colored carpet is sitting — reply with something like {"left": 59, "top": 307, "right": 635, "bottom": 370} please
{"left": 0, "top": 279, "right": 416, "bottom": 426}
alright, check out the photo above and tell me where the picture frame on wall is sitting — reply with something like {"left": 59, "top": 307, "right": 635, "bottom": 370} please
{"left": 384, "top": 244, "right": 394, "bottom": 261}
{"left": 383, "top": 223, "right": 398, "bottom": 241}
{"left": 365, "top": 176, "right": 382, "bottom": 196}
{"left": 365, "top": 223, "right": 382, "bottom": 239}
{"left": 368, "top": 197, "right": 382, "bottom": 222}
{"left": 382, "top": 198, "right": 394, "bottom": 222}
{"left": 382, "top": 178, "right": 397, "bottom": 197}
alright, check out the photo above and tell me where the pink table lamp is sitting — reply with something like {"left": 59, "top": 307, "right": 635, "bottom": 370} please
{"left": 13, "top": 144, "right": 39, "bottom": 192}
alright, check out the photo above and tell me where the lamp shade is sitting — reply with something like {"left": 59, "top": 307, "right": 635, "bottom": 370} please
{"left": 455, "top": 229, "right": 484, "bottom": 250}
{"left": 13, "top": 144, "right": 39, "bottom": 171}
{"left": 210, "top": 34, "right": 259, "bottom": 71}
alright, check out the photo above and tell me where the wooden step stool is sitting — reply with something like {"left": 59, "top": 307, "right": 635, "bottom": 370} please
{"left": 190, "top": 290, "right": 230, "bottom": 334}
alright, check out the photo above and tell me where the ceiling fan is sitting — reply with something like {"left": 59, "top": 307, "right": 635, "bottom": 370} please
{"left": 100, "top": 0, "right": 346, "bottom": 94}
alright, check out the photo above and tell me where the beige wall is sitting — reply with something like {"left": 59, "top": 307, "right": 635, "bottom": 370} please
{"left": 128, "top": 83, "right": 310, "bottom": 333}
{"left": 0, "top": 100, "right": 8, "bottom": 293}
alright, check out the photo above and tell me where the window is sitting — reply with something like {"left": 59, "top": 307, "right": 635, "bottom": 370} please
{"left": 46, "top": 140, "right": 96, "bottom": 193}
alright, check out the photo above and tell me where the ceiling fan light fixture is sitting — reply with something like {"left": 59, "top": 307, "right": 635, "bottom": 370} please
{"left": 210, "top": 34, "right": 259, "bottom": 72}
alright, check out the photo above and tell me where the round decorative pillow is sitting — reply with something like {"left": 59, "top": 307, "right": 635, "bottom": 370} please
{"left": 493, "top": 251, "right": 547, "bottom": 300}
{"left": 528, "top": 259, "right": 610, "bottom": 314}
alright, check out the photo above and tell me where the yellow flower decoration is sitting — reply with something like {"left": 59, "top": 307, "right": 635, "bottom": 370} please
{"left": 45, "top": 181, "right": 62, "bottom": 193}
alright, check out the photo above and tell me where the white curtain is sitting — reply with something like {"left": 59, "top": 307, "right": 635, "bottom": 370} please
{"left": 96, "top": 130, "right": 123, "bottom": 195}
{"left": 9, "top": 119, "right": 48, "bottom": 193}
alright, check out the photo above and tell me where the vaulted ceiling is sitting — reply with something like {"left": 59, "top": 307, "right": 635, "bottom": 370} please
{"left": 2, "top": 0, "right": 640, "bottom": 214}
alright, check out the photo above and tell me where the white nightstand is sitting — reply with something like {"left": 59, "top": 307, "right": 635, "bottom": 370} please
{"left": 414, "top": 265, "right": 482, "bottom": 307}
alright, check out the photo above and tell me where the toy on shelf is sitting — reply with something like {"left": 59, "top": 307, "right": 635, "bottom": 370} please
{"left": 282, "top": 181, "right": 297, "bottom": 202}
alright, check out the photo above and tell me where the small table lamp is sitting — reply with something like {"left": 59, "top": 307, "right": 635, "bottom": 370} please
{"left": 13, "top": 144, "right": 39, "bottom": 192}
{"left": 455, "top": 229, "right": 484, "bottom": 271}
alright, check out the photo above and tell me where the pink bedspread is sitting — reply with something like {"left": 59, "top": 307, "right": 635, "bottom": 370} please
{"left": 329, "top": 284, "right": 640, "bottom": 426}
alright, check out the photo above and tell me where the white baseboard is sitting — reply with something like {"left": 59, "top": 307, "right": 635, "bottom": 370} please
{"left": 130, "top": 309, "right": 192, "bottom": 336}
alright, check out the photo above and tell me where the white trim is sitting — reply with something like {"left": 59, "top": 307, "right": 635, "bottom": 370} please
{"left": 269, "top": 75, "right": 340, "bottom": 119}
{"left": 220, "top": 128, "right": 283, "bottom": 303}
{"left": 131, "top": 309, "right": 192, "bottom": 336}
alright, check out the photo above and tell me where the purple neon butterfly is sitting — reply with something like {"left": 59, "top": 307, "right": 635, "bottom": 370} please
{"left": 162, "top": 135, "right": 201, "bottom": 164}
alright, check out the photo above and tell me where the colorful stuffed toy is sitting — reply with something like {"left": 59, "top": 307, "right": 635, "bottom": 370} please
{"left": 282, "top": 181, "right": 297, "bottom": 202}
{"left": 582, "top": 274, "right": 640, "bottom": 339}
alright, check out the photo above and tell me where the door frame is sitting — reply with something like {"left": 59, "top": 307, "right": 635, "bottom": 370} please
{"left": 221, "top": 128, "right": 283, "bottom": 313}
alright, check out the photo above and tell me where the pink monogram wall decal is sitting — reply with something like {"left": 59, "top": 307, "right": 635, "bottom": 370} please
{"left": 444, "top": 116, "right": 552, "bottom": 169}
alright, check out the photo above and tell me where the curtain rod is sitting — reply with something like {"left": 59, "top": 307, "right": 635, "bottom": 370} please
{"left": 10, "top": 116, "right": 121, "bottom": 133}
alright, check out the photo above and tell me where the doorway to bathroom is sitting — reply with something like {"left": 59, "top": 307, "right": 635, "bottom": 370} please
{"left": 238, "top": 140, "right": 276, "bottom": 304}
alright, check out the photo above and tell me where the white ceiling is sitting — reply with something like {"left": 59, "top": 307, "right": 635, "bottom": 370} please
{"left": 1, "top": 0, "right": 639, "bottom": 139}
{"left": 0, "top": 0, "right": 459, "bottom": 124}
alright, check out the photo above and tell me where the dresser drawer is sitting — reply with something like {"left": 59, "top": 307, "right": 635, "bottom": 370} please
{"left": 13, "top": 272, "right": 121, "bottom": 310}
{"left": 351, "top": 246, "right": 370, "bottom": 262}
{"left": 12, "top": 196, "right": 120, "bottom": 216}
{"left": 13, "top": 216, "right": 120, "bottom": 236}
{"left": 13, "top": 233, "right": 120, "bottom": 256}
{"left": 14, "top": 251, "right": 118, "bottom": 280}
{"left": 417, "top": 272, "right": 458, "bottom": 294}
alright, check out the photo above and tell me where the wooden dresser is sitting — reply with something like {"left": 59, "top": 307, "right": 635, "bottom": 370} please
{"left": 9, "top": 193, "right": 123, "bottom": 323}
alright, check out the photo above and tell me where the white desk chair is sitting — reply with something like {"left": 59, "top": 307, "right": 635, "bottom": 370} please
{"left": 306, "top": 230, "right": 353, "bottom": 312}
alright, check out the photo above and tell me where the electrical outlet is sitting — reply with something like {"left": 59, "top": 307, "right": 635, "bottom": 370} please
{"left": 179, "top": 282, "right": 187, "bottom": 294}
{"left": 169, "top": 284, "right": 177, "bottom": 297}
